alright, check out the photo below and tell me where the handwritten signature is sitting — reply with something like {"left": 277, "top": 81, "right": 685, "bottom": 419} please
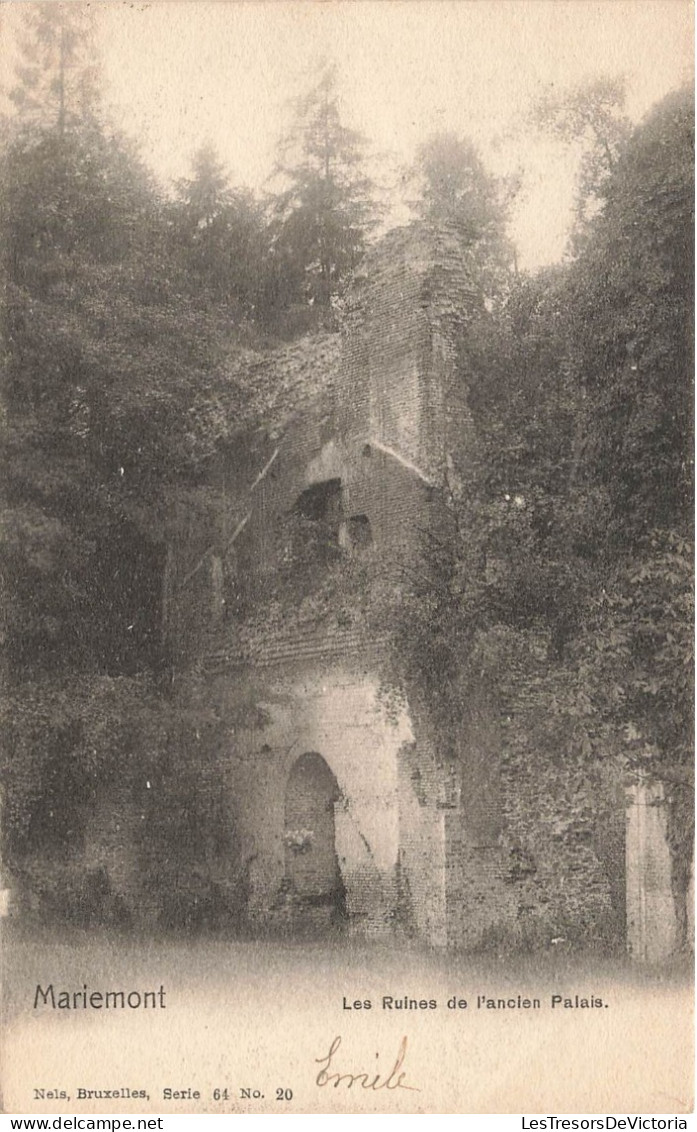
{"left": 315, "top": 1035, "right": 420, "bottom": 1091}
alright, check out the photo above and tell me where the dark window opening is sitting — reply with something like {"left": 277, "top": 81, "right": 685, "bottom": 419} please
{"left": 295, "top": 478, "right": 342, "bottom": 522}
{"left": 346, "top": 514, "right": 373, "bottom": 550}
{"left": 292, "top": 479, "right": 343, "bottom": 564}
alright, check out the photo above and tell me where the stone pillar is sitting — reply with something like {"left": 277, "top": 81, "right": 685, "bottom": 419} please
{"left": 686, "top": 855, "right": 694, "bottom": 952}
{"left": 626, "top": 778, "right": 678, "bottom": 961}
{"left": 0, "top": 788, "right": 10, "bottom": 956}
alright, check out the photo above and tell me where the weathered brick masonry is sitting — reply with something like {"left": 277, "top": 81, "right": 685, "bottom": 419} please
{"left": 202, "top": 225, "right": 474, "bottom": 944}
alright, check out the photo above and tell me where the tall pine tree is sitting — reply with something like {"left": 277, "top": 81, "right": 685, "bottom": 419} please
{"left": 269, "top": 63, "right": 377, "bottom": 315}
{"left": 171, "top": 142, "right": 264, "bottom": 317}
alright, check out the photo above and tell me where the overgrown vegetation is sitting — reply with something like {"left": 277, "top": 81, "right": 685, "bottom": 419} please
{"left": 391, "top": 87, "right": 694, "bottom": 946}
{"left": 1, "top": 5, "right": 692, "bottom": 941}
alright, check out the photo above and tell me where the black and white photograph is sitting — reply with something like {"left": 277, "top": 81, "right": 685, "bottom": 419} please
{"left": 0, "top": 0, "right": 693, "bottom": 1115}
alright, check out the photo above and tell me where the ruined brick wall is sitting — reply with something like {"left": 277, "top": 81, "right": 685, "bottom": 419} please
{"left": 146, "top": 221, "right": 626, "bottom": 952}
{"left": 174, "top": 224, "right": 478, "bottom": 619}
{"left": 397, "top": 734, "right": 448, "bottom": 945}
{"left": 338, "top": 224, "right": 477, "bottom": 479}
{"left": 198, "top": 225, "right": 478, "bottom": 944}
{"left": 208, "top": 659, "right": 448, "bottom": 943}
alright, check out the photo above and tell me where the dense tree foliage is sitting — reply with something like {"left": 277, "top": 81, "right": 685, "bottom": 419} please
{"left": 0, "top": 6, "right": 691, "bottom": 943}
{"left": 0, "top": 125, "right": 241, "bottom": 674}
{"left": 0, "top": 7, "right": 245, "bottom": 914}
{"left": 533, "top": 76, "right": 631, "bottom": 242}
{"left": 267, "top": 63, "right": 377, "bottom": 317}
{"left": 412, "top": 132, "right": 516, "bottom": 287}
{"left": 170, "top": 143, "right": 265, "bottom": 319}
{"left": 394, "top": 86, "right": 694, "bottom": 942}
{"left": 8, "top": 2, "right": 99, "bottom": 136}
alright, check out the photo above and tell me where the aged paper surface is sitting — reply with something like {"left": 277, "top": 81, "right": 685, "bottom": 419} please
{"left": 0, "top": 0, "right": 693, "bottom": 1117}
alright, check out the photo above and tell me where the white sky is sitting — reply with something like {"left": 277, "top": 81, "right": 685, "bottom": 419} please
{"left": 3, "top": 1, "right": 694, "bottom": 268}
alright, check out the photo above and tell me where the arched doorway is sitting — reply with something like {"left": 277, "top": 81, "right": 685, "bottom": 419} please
{"left": 283, "top": 753, "right": 346, "bottom": 933}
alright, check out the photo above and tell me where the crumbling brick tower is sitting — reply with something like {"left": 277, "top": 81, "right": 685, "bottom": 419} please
{"left": 201, "top": 222, "right": 520, "bottom": 946}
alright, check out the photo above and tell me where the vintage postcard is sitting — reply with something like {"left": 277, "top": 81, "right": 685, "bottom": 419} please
{"left": 0, "top": 0, "right": 693, "bottom": 1117}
